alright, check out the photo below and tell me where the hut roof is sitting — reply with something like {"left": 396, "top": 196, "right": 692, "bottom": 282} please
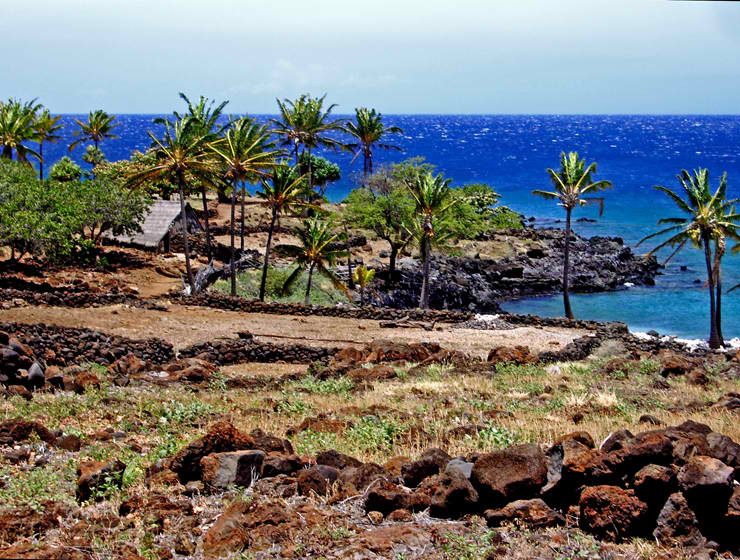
{"left": 108, "top": 199, "right": 194, "bottom": 249}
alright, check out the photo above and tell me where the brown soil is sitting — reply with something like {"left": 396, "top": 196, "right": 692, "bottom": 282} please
{"left": 0, "top": 303, "right": 583, "bottom": 356}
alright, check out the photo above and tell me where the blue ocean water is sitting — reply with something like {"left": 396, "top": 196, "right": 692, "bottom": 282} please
{"left": 40, "top": 114, "right": 740, "bottom": 340}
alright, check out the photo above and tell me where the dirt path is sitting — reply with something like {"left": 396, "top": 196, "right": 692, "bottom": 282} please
{"left": 0, "top": 303, "right": 584, "bottom": 358}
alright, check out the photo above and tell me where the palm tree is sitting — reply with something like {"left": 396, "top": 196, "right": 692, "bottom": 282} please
{"left": 638, "top": 169, "right": 740, "bottom": 349}
{"left": 210, "top": 117, "right": 280, "bottom": 296}
{"left": 407, "top": 172, "right": 458, "bottom": 309}
{"left": 0, "top": 98, "right": 41, "bottom": 163}
{"left": 346, "top": 108, "right": 403, "bottom": 186}
{"left": 128, "top": 118, "right": 218, "bottom": 292}
{"left": 353, "top": 264, "right": 375, "bottom": 306}
{"left": 532, "top": 152, "right": 612, "bottom": 320}
{"left": 280, "top": 218, "right": 350, "bottom": 305}
{"left": 270, "top": 94, "right": 346, "bottom": 196}
{"left": 69, "top": 110, "right": 118, "bottom": 152}
{"left": 33, "top": 109, "right": 63, "bottom": 179}
{"left": 158, "top": 94, "right": 230, "bottom": 259}
{"left": 253, "top": 165, "right": 315, "bottom": 301}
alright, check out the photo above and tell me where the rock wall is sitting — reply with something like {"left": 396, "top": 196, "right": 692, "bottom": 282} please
{"left": 172, "top": 292, "right": 474, "bottom": 323}
{"left": 179, "top": 336, "right": 336, "bottom": 365}
{"left": 0, "top": 322, "right": 174, "bottom": 367}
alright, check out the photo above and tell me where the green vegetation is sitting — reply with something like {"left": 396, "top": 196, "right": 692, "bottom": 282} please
{"left": 213, "top": 266, "right": 348, "bottom": 306}
{"left": 69, "top": 109, "right": 118, "bottom": 152}
{"left": 210, "top": 116, "right": 280, "bottom": 294}
{"left": 0, "top": 159, "right": 151, "bottom": 263}
{"left": 352, "top": 264, "right": 375, "bottom": 305}
{"left": 279, "top": 218, "right": 350, "bottom": 305}
{"left": 532, "top": 151, "right": 612, "bottom": 319}
{"left": 345, "top": 107, "right": 403, "bottom": 186}
{"left": 638, "top": 169, "right": 740, "bottom": 349}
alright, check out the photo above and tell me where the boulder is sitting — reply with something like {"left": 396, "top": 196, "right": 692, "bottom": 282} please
{"left": 296, "top": 465, "right": 340, "bottom": 496}
{"left": 471, "top": 443, "right": 547, "bottom": 508}
{"left": 340, "top": 462, "right": 389, "bottom": 492}
{"left": 677, "top": 455, "right": 734, "bottom": 514}
{"left": 261, "top": 454, "right": 305, "bottom": 477}
{"left": 485, "top": 498, "right": 565, "bottom": 529}
{"left": 487, "top": 345, "right": 535, "bottom": 365}
{"left": 653, "top": 492, "right": 705, "bottom": 547}
{"left": 401, "top": 448, "right": 452, "bottom": 487}
{"left": 0, "top": 418, "right": 56, "bottom": 446}
{"left": 200, "top": 450, "right": 265, "bottom": 490}
{"left": 632, "top": 463, "right": 676, "bottom": 505}
{"left": 72, "top": 371, "right": 101, "bottom": 394}
{"left": 659, "top": 351, "right": 695, "bottom": 377}
{"left": 428, "top": 470, "right": 479, "bottom": 519}
{"left": 316, "top": 449, "right": 362, "bottom": 470}
{"left": 249, "top": 428, "right": 294, "bottom": 455}
{"left": 445, "top": 458, "right": 474, "bottom": 479}
{"left": 76, "top": 459, "right": 126, "bottom": 502}
{"left": 110, "top": 353, "right": 146, "bottom": 376}
{"left": 167, "top": 421, "right": 255, "bottom": 483}
{"left": 599, "top": 429, "right": 634, "bottom": 453}
{"left": 579, "top": 485, "right": 649, "bottom": 542}
{"left": 364, "top": 481, "right": 429, "bottom": 516}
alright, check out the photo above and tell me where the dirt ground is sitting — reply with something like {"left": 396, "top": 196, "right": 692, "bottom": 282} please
{"left": 0, "top": 303, "right": 583, "bottom": 357}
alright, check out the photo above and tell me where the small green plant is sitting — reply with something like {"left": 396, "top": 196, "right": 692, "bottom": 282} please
{"left": 208, "top": 371, "right": 228, "bottom": 392}
{"left": 290, "top": 374, "right": 355, "bottom": 396}
{"left": 160, "top": 399, "right": 216, "bottom": 426}
{"left": 293, "top": 430, "right": 339, "bottom": 456}
{"left": 276, "top": 391, "right": 313, "bottom": 416}
{"left": 440, "top": 530, "right": 498, "bottom": 559}
{"left": 637, "top": 358, "right": 660, "bottom": 376}
{"left": 476, "top": 423, "right": 521, "bottom": 450}
{"left": 345, "top": 415, "right": 404, "bottom": 453}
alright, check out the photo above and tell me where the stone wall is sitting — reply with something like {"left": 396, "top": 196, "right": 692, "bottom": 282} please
{"left": 0, "top": 322, "right": 174, "bottom": 367}
{"left": 179, "top": 336, "right": 336, "bottom": 365}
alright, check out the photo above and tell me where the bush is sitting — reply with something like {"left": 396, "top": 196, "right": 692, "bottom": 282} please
{"left": 489, "top": 206, "right": 524, "bottom": 229}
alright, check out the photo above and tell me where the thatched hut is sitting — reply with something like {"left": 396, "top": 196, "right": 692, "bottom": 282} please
{"left": 106, "top": 199, "right": 202, "bottom": 252}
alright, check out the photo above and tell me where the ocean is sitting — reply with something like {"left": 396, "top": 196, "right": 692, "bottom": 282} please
{"left": 39, "top": 114, "right": 740, "bottom": 340}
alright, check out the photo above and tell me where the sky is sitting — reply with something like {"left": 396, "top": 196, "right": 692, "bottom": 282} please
{"left": 4, "top": 0, "right": 740, "bottom": 114}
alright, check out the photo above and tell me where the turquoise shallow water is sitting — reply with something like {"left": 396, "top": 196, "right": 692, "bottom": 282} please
{"left": 43, "top": 114, "right": 740, "bottom": 340}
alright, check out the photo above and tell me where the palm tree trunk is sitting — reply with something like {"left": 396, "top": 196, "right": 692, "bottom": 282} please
{"left": 38, "top": 142, "right": 44, "bottom": 179}
{"left": 703, "top": 234, "right": 720, "bottom": 349}
{"left": 562, "top": 208, "right": 574, "bottom": 320}
{"left": 230, "top": 179, "right": 237, "bottom": 296}
{"left": 388, "top": 244, "right": 399, "bottom": 289}
{"left": 344, "top": 224, "right": 355, "bottom": 289}
{"left": 1, "top": 146, "right": 11, "bottom": 159}
{"left": 362, "top": 152, "right": 368, "bottom": 188}
{"left": 177, "top": 171, "right": 195, "bottom": 292}
{"left": 716, "top": 266, "right": 724, "bottom": 345}
{"left": 200, "top": 186, "right": 213, "bottom": 261}
{"left": 307, "top": 147, "right": 313, "bottom": 196}
{"left": 419, "top": 225, "right": 432, "bottom": 309}
{"left": 360, "top": 286, "right": 365, "bottom": 306}
{"left": 259, "top": 209, "right": 278, "bottom": 301}
{"left": 304, "top": 262, "right": 315, "bottom": 306}
{"left": 240, "top": 187, "right": 246, "bottom": 251}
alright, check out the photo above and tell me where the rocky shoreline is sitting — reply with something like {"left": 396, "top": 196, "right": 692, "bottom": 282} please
{"left": 368, "top": 227, "right": 659, "bottom": 313}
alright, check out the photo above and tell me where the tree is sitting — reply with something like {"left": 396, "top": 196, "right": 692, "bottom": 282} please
{"left": 210, "top": 117, "right": 280, "bottom": 296}
{"left": 460, "top": 183, "right": 501, "bottom": 219}
{"left": 638, "top": 169, "right": 739, "bottom": 349}
{"left": 157, "top": 93, "right": 230, "bottom": 260}
{"left": 280, "top": 218, "right": 350, "bottom": 305}
{"left": 343, "top": 186, "right": 415, "bottom": 288}
{"left": 297, "top": 152, "right": 341, "bottom": 198}
{"left": 128, "top": 118, "right": 218, "bottom": 292}
{"left": 353, "top": 265, "right": 375, "bottom": 306}
{"left": 270, "top": 94, "right": 346, "bottom": 196}
{"left": 407, "top": 172, "right": 458, "bottom": 309}
{"left": 253, "top": 165, "right": 314, "bottom": 301}
{"left": 33, "top": 109, "right": 63, "bottom": 179}
{"left": 82, "top": 145, "right": 106, "bottom": 167}
{"left": 346, "top": 107, "right": 403, "bottom": 186}
{"left": 69, "top": 110, "right": 118, "bottom": 152}
{"left": 0, "top": 98, "right": 41, "bottom": 163}
{"left": 49, "top": 156, "right": 82, "bottom": 182}
{"left": 532, "top": 152, "right": 612, "bottom": 320}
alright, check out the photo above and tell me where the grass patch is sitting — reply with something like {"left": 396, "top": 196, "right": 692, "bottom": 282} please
{"left": 289, "top": 374, "right": 355, "bottom": 396}
{"left": 212, "top": 266, "right": 349, "bottom": 306}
